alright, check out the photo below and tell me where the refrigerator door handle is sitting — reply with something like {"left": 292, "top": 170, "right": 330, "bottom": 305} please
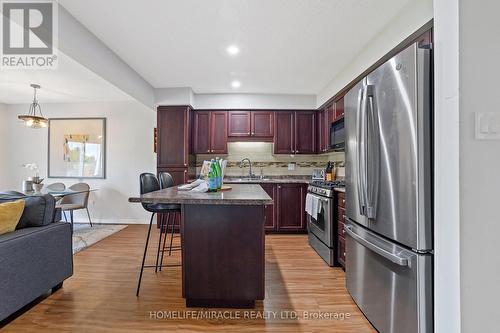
{"left": 365, "top": 85, "right": 380, "bottom": 219}
{"left": 345, "top": 224, "right": 408, "bottom": 267}
{"left": 356, "top": 87, "right": 367, "bottom": 216}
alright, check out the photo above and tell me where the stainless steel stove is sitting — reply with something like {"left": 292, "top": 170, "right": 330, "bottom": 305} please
{"left": 306, "top": 180, "right": 345, "bottom": 266}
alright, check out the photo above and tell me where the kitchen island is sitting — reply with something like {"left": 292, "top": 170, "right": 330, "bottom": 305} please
{"left": 129, "top": 184, "right": 272, "bottom": 308}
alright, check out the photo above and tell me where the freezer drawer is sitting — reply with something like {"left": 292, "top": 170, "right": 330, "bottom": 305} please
{"left": 345, "top": 221, "right": 433, "bottom": 333}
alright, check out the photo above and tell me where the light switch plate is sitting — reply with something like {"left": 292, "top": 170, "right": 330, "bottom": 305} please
{"left": 288, "top": 163, "right": 295, "bottom": 171}
{"left": 475, "top": 112, "right": 500, "bottom": 140}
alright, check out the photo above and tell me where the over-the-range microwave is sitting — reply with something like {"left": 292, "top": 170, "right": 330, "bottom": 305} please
{"left": 330, "top": 118, "right": 345, "bottom": 151}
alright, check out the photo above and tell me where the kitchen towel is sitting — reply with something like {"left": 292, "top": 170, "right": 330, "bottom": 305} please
{"left": 305, "top": 194, "right": 321, "bottom": 220}
{"left": 178, "top": 179, "right": 204, "bottom": 191}
{"left": 190, "top": 181, "right": 209, "bottom": 192}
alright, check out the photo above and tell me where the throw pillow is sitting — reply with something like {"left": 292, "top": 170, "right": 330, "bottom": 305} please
{"left": 0, "top": 200, "right": 25, "bottom": 235}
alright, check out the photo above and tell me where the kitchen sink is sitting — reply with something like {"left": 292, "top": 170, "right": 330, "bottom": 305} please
{"left": 230, "top": 178, "right": 270, "bottom": 182}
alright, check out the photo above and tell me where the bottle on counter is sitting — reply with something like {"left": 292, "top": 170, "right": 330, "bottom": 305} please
{"left": 208, "top": 159, "right": 217, "bottom": 192}
{"left": 325, "top": 161, "right": 333, "bottom": 181}
{"left": 215, "top": 157, "right": 222, "bottom": 190}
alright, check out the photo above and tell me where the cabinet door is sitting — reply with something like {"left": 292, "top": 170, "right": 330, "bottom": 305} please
{"left": 260, "top": 183, "right": 277, "bottom": 231}
{"left": 157, "top": 168, "right": 188, "bottom": 186}
{"left": 317, "top": 109, "right": 325, "bottom": 153}
{"left": 295, "top": 111, "right": 316, "bottom": 154}
{"left": 274, "top": 112, "right": 294, "bottom": 154}
{"left": 334, "top": 97, "right": 344, "bottom": 121}
{"left": 228, "top": 111, "right": 251, "bottom": 137}
{"left": 157, "top": 106, "right": 189, "bottom": 167}
{"left": 251, "top": 111, "right": 274, "bottom": 137}
{"left": 210, "top": 111, "right": 228, "bottom": 154}
{"left": 193, "top": 111, "right": 211, "bottom": 154}
{"left": 277, "top": 183, "right": 306, "bottom": 231}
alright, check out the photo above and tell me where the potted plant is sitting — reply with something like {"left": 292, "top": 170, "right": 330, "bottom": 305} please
{"left": 23, "top": 163, "right": 44, "bottom": 193}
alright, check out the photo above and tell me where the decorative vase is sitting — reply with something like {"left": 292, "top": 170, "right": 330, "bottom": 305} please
{"left": 22, "top": 180, "right": 33, "bottom": 192}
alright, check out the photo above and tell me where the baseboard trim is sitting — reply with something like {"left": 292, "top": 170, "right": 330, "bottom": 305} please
{"left": 67, "top": 218, "right": 149, "bottom": 225}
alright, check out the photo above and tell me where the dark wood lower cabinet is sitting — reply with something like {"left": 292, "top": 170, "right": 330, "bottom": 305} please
{"left": 238, "top": 182, "right": 308, "bottom": 233}
{"left": 276, "top": 183, "right": 307, "bottom": 232}
{"left": 260, "top": 183, "right": 277, "bottom": 231}
{"left": 157, "top": 168, "right": 188, "bottom": 186}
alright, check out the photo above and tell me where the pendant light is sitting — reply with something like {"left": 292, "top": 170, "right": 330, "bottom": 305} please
{"left": 18, "top": 84, "right": 48, "bottom": 129}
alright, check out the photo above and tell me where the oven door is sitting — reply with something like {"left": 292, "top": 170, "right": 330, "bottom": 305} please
{"left": 306, "top": 193, "right": 333, "bottom": 247}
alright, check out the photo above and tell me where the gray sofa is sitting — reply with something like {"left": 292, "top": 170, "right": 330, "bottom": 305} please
{"left": 0, "top": 194, "right": 73, "bottom": 321}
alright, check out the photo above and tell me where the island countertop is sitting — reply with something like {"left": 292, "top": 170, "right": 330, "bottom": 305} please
{"left": 128, "top": 183, "right": 273, "bottom": 205}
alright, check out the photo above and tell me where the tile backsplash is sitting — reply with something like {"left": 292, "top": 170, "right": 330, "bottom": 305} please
{"left": 196, "top": 142, "right": 344, "bottom": 177}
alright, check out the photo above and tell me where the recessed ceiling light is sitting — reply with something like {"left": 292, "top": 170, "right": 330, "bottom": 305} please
{"left": 231, "top": 80, "right": 241, "bottom": 89}
{"left": 226, "top": 45, "right": 240, "bottom": 56}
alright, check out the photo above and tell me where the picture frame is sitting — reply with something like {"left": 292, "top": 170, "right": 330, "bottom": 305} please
{"left": 48, "top": 118, "right": 106, "bottom": 179}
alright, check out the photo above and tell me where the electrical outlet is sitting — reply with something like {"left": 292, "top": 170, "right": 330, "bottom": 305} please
{"left": 288, "top": 163, "right": 295, "bottom": 171}
{"left": 475, "top": 112, "right": 500, "bottom": 140}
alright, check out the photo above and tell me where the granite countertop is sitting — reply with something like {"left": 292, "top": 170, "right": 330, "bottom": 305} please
{"left": 129, "top": 184, "right": 273, "bottom": 205}
{"left": 334, "top": 187, "right": 346, "bottom": 193}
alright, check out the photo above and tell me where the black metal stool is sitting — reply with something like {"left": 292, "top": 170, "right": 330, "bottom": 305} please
{"left": 136, "top": 173, "right": 180, "bottom": 296}
{"left": 156, "top": 172, "right": 182, "bottom": 272}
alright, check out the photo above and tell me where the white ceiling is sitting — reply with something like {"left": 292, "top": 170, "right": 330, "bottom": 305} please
{"left": 0, "top": 52, "right": 133, "bottom": 104}
{"left": 59, "top": 0, "right": 413, "bottom": 94}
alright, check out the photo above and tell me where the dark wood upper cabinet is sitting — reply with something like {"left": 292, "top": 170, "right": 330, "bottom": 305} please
{"left": 295, "top": 111, "right": 316, "bottom": 154}
{"left": 274, "top": 111, "right": 295, "bottom": 154}
{"left": 193, "top": 111, "right": 228, "bottom": 154}
{"left": 157, "top": 106, "right": 191, "bottom": 168}
{"left": 251, "top": 111, "right": 274, "bottom": 137}
{"left": 210, "top": 111, "right": 228, "bottom": 154}
{"left": 228, "top": 111, "right": 251, "bottom": 137}
{"left": 276, "top": 183, "right": 306, "bottom": 231}
{"left": 316, "top": 109, "right": 325, "bottom": 153}
{"left": 193, "top": 111, "right": 211, "bottom": 154}
{"left": 228, "top": 110, "right": 274, "bottom": 138}
{"left": 334, "top": 97, "right": 344, "bottom": 121}
{"left": 274, "top": 111, "right": 316, "bottom": 154}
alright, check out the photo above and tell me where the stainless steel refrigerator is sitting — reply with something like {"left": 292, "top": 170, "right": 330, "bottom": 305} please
{"left": 344, "top": 42, "right": 433, "bottom": 333}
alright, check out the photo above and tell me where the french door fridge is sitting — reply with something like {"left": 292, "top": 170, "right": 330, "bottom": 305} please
{"left": 344, "top": 42, "right": 433, "bottom": 333}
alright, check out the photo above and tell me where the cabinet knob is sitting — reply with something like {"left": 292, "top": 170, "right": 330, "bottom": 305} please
{"left": 296, "top": 150, "right": 299, "bottom": 153}
{"left": 343, "top": 252, "right": 346, "bottom": 257}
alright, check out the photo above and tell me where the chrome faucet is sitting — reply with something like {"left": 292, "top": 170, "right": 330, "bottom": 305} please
{"left": 240, "top": 158, "right": 255, "bottom": 178}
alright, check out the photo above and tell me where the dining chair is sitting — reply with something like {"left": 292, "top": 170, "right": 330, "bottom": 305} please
{"left": 56, "top": 183, "right": 92, "bottom": 227}
{"left": 157, "top": 172, "right": 182, "bottom": 272}
{"left": 45, "top": 182, "right": 66, "bottom": 191}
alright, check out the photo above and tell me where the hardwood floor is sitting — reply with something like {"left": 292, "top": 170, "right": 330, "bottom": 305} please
{"left": 2, "top": 225, "right": 375, "bottom": 333}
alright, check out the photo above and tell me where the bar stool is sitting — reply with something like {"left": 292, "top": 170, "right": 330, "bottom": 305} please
{"left": 157, "top": 172, "right": 182, "bottom": 272}
{"left": 136, "top": 173, "right": 180, "bottom": 296}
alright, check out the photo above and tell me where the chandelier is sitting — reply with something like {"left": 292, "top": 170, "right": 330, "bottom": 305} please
{"left": 18, "top": 84, "right": 48, "bottom": 129}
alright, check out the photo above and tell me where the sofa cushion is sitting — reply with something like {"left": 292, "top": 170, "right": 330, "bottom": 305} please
{"left": 0, "top": 200, "right": 25, "bottom": 235}
{"left": 0, "top": 194, "right": 56, "bottom": 229}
